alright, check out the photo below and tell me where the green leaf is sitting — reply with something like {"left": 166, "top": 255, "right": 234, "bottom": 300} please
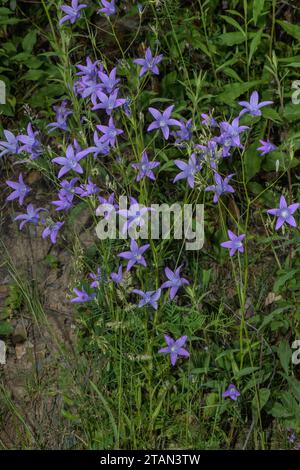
{"left": 244, "top": 139, "right": 262, "bottom": 181}
{"left": 248, "top": 29, "right": 263, "bottom": 67}
{"left": 218, "top": 80, "right": 261, "bottom": 105}
{"left": 253, "top": 0, "right": 265, "bottom": 25}
{"left": 277, "top": 339, "right": 291, "bottom": 374}
{"left": 277, "top": 20, "right": 300, "bottom": 40}
{"left": 22, "top": 30, "right": 37, "bottom": 53}
{"left": 252, "top": 388, "right": 270, "bottom": 413}
{"left": 0, "top": 321, "right": 13, "bottom": 337}
{"left": 218, "top": 32, "right": 245, "bottom": 46}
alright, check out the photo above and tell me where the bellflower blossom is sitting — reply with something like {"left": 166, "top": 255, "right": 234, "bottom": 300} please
{"left": 6, "top": 173, "right": 30, "bottom": 205}
{"left": 75, "top": 177, "right": 100, "bottom": 197}
{"left": 257, "top": 139, "right": 277, "bottom": 156}
{"left": 59, "top": 0, "right": 87, "bottom": 26}
{"left": 98, "top": 0, "right": 116, "bottom": 17}
{"left": 267, "top": 195, "right": 300, "bottom": 230}
{"left": 205, "top": 173, "right": 235, "bottom": 203}
{"left": 17, "top": 123, "right": 42, "bottom": 159}
{"left": 98, "top": 67, "right": 120, "bottom": 94}
{"left": 96, "top": 193, "right": 118, "bottom": 220}
{"left": 89, "top": 267, "right": 102, "bottom": 288}
{"left": 0, "top": 130, "right": 19, "bottom": 157}
{"left": 52, "top": 178, "right": 78, "bottom": 212}
{"left": 173, "top": 153, "right": 202, "bottom": 188}
{"left": 110, "top": 266, "right": 123, "bottom": 284}
{"left": 161, "top": 266, "right": 189, "bottom": 300}
{"left": 97, "top": 117, "right": 123, "bottom": 147}
{"left": 76, "top": 57, "right": 103, "bottom": 81}
{"left": 48, "top": 100, "right": 72, "bottom": 132}
{"left": 92, "top": 89, "right": 125, "bottom": 115}
{"left": 131, "top": 151, "right": 160, "bottom": 181}
{"left": 220, "top": 230, "right": 245, "bottom": 257}
{"left": 147, "top": 105, "right": 181, "bottom": 140}
{"left": 78, "top": 131, "right": 110, "bottom": 159}
{"left": 118, "top": 197, "right": 153, "bottom": 234}
{"left": 201, "top": 113, "right": 218, "bottom": 128}
{"left": 172, "top": 118, "right": 193, "bottom": 145}
{"left": 71, "top": 288, "right": 96, "bottom": 303}
{"left": 222, "top": 384, "right": 240, "bottom": 401}
{"left": 238, "top": 91, "right": 273, "bottom": 117}
{"left": 158, "top": 335, "right": 189, "bottom": 366}
{"left": 216, "top": 118, "right": 249, "bottom": 156}
{"left": 132, "top": 289, "right": 161, "bottom": 310}
{"left": 118, "top": 239, "right": 150, "bottom": 271}
{"left": 42, "top": 221, "right": 64, "bottom": 244}
{"left": 52, "top": 143, "right": 85, "bottom": 178}
{"left": 133, "top": 47, "right": 163, "bottom": 77}
{"left": 14, "top": 204, "right": 44, "bottom": 230}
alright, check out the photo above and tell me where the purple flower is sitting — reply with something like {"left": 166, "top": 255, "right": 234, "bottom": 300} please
{"left": 222, "top": 384, "right": 240, "bottom": 401}
{"left": 216, "top": 118, "right": 249, "bottom": 155}
{"left": 96, "top": 192, "right": 118, "bottom": 219}
{"left": 257, "top": 139, "right": 277, "bottom": 156}
{"left": 98, "top": 67, "right": 120, "bottom": 94}
{"left": 89, "top": 267, "right": 102, "bottom": 288}
{"left": 17, "top": 123, "right": 42, "bottom": 160}
{"left": 0, "top": 130, "right": 19, "bottom": 157}
{"left": 118, "top": 239, "right": 150, "bottom": 271}
{"left": 59, "top": 0, "right": 87, "bottom": 25}
{"left": 201, "top": 113, "right": 218, "bottom": 127}
{"left": 161, "top": 265, "right": 189, "bottom": 300}
{"left": 173, "top": 153, "right": 201, "bottom": 188}
{"left": 48, "top": 100, "right": 72, "bottom": 132}
{"left": 196, "top": 140, "right": 221, "bottom": 169}
{"left": 220, "top": 230, "right": 245, "bottom": 257}
{"left": 92, "top": 89, "right": 125, "bottom": 115}
{"left": 239, "top": 91, "right": 273, "bottom": 117}
{"left": 98, "top": 0, "right": 116, "bottom": 16}
{"left": 76, "top": 57, "right": 103, "bottom": 81}
{"left": 267, "top": 195, "right": 300, "bottom": 230}
{"left": 147, "top": 105, "right": 181, "bottom": 140}
{"left": 132, "top": 288, "right": 161, "bottom": 310}
{"left": 131, "top": 151, "right": 160, "bottom": 181}
{"left": 70, "top": 287, "right": 96, "bottom": 303}
{"left": 77, "top": 131, "right": 110, "bottom": 159}
{"left": 110, "top": 265, "right": 123, "bottom": 284}
{"left": 97, "top": 117, "right": 123, "bottom": 147}
{"left": 42, "top": 221, "right": 64, "bottom": 244}
{"left": 75, "top": 177, "right": 100, "bottom": 197}
{"left": 118, "top": 197, "right": 152, "bottom": 234}
{"left": 172, "top": 118, "right": 193, "bottom": 144}
{"left": 52, "top": 178, "right": 78, "bottom": 212}
{"left": 133, "top": 47, "right": 163, "bottom": 77}
{"left": 205, "top": 173, "right": 235, "bottom": 203}
{"left": 158, "top": 335, "right": 189, "bottom": 366}
{"left": 14, "top": 203, "right": 44, "bottom": 230}
{"left": 52, "top": 143, "right": 85, "bottom": 178}
{"left": 6, "top": 173, "right": 30, "bottom": 205}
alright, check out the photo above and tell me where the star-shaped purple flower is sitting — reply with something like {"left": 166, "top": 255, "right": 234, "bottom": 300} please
{"left": 132, "top": 288, "right": 161, "bottom": 310}
{"left": 98, "top": 0, "right": 116, "bottom": 16}
{"left": 239, "top": 91, "right": 273, "bottom": 117}
{"left": 70, "top": 287, "right": 96, "bottom": 303}
{"left": 133, "top": 47, "right": 163, "bottom": 77}
{"left": 173, "top": 153, "right": 201, "bottom": 188}
{"left": 222, "top": 384, "right": 240, "bottom": 401}
{"left": 267, "top": 195, "right": 300, "bottom": 230}
{"left": 75, "top": 177, "right": 100, "bottom": 197}
{"left": 89, "top": 267, "right": 102, "bottom": 288}
{"left": 205, "top": 173, "right": 235, "bottom": 203}
{"left": 220, "top": 230, "right": 245, "bottom": 257}
{"left": 92, "top": 89, "right": 125, "bottom": 115}
{"left": 97, "top": 117, "right": 123, "bottom": 147}
{"left": 59, "top": 0, "right": 87, "bottom": 25}
{"left": 78, "top": 131, "right": 110, "bottom": 159}
{"left": 161, "top": 265, "right": 189, "bottom": 300}
{"left": 48, "top": 100, "right": 72, "bottom": 133}
{"left": 110, "top": 266, "right": 123, "bottom": 284}
{"left": 0, "top": 130, "right": 19, "bottom": 157}
{"left": 14, "top": 203, "right": 45, "bottom": 230}
{"left": 98, "top": 67, "right": 120, "bottom": 94}
{"left": 42, "top": 221, "right": 64, "bottom": 244}
{"left": 96, "top": 192, "right": 118, "bottom": 220}
{"left": 216, "top": 118, "right": 249, "bottom": 155}
{"left": 118, "top": 239, "right": 150, "bottom": 271}
{"left": 257, "top": 139, "right": 277, "bottom": 156}
{"left": 118, "top": 197, "right": 152, "bottom": 234}
{"left": 52, "top": 143, "right": 85, "bottom": 178}
{"left": 131, "top": 151, "right": 160, "bottom": 181}
{"left": 158, "top": 335, "right": 189, "bottom": 366}
{"left": 147, "top": 105, "right": 181, "bottom": 140}
{"left": 17, "top": 123, "right": 42, "bottom": 160}
{"left": 6, "top": 173, "right": 30, "bottom": 205}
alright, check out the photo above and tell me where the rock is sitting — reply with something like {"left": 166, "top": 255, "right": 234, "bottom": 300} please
{"left": 12, "top": 322, "right": 27, "bottom": 345}
{"left": 0, "top": 340, "right": 6, "bottom": 364}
